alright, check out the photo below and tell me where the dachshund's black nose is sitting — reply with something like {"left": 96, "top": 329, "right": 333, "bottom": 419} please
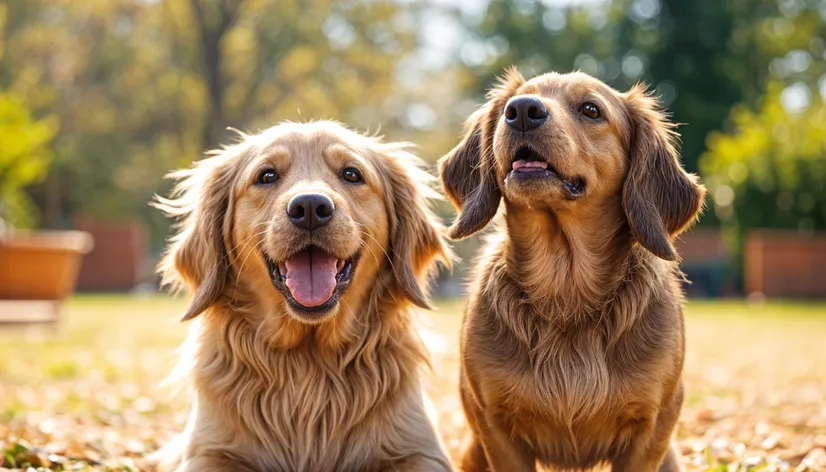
{"left": 287, "top": 194, "right": 335, "bottom": 231}
{"left": 504, "top": 96, "right": 548, "bottom": 132}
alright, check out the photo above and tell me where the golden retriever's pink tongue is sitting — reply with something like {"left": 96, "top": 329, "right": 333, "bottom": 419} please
{"left": 284, "top": 249, "right": 338, "bottom": 307}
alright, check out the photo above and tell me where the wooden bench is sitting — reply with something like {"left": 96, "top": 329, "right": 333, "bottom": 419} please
{"left": 0, "top": 300, "right": 61, "bottom": 326}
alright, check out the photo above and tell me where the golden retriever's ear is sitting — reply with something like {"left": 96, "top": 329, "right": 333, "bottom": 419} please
{"left": 153, "top": 148, "right": 240, "bottom": 321}
{"left": 380, "top": 146, "right": 453, "bottom": 309}
{"left": 439, "top": 67, "right": 525, "bottom": 239}
{"left": 622, "top": 85, "right": 706, "bottom": 261}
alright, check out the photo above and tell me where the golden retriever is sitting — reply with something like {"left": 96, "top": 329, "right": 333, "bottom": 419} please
{"left": 149, "top": 122, "right": 453, "bottom": 472}
{"left": 439, "top": 69, "right": 705, "bottom": 472}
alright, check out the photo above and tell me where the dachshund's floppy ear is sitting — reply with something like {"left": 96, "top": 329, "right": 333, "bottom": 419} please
{"left": 439, "top": 67, "right": 525, "bottom": 239}
{"left": 153, "top": 145, "right": 242, "bottom": 321}
{"left": 622, "top": 85, "right": 706, "bottom": 261}
{"left": 380, "top": 145, "right": 453, "bottom": 309}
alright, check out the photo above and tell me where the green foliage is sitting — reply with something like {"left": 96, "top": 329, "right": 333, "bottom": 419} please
{"left": 458, "top": 0, "right": 753, "bottom": 174}
{"left": 458, "top": 0, "right": 825, "bottom": 179}
{"left": 701, "top": 82, "right": 826, "bottom": 232}
{"left": 0, "top": 0, "right": 825, "bottom": 253}
{"left": 0, "top": 0, "right": 420, "bottom": 243}
{"left": 0, "top": 91, "right": 58, "bottom": 228}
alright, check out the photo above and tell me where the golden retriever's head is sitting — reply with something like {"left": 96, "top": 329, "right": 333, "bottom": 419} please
{"left": 156, "top": 122, "right": 449, "bottom": 329}
{"left": 440, "top": 68, "right": 705, "bottom": 260}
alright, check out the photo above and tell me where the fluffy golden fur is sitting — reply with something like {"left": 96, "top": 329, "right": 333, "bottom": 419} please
{"left": 149, "top": 121, "right": 453, "bottom": 472}
{"left": 439, "top": 69, "right": 705, "bottom": 472}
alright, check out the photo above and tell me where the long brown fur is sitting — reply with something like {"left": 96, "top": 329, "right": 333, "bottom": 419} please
{"left": 440, "top": 70, "right": 705, "bottom": 472}
{"left": 148, "top": 121, "right": 454, "bottom": 472}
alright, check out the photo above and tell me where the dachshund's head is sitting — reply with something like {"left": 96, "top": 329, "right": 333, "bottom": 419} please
{"left": 440, "top": 69, "right": 705, "bottom": 261}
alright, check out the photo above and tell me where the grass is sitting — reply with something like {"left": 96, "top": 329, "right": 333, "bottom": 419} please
{"left": 1, "top": 295, "right": 826, "bottom": 471}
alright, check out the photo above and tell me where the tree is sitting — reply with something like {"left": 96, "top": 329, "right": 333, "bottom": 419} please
{"left": 0, "top": 91, "right": 58, "bottom": 228}
{"left": 0, "top": 0, "right": 420, "bottom": 245}
{"left": 190, "top": 0, "right": 242, "bottom": 150}
{"left": 701, "top": 82, "right": 826, "bottom": 233}
{"left": 455, "top": 0, "right": 824, "bottom": 177}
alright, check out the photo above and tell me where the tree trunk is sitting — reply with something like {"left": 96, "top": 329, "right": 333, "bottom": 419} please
{"left": 190, "top": 0, "right": 242, "bottom": 151}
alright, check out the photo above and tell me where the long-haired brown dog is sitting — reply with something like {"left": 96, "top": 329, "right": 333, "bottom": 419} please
{"left": 149, "top": 122, "right": 453, "bottom": 471}
{"left": 439, "top": 69, "right": 705, "bottom": 472}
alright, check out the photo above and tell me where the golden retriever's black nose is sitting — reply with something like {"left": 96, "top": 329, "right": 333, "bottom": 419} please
{"left": 504, "top": 96, "right": 548, "bottom": 132}
{"left": 287, "top": 194, "right": 335, "bottom": 231}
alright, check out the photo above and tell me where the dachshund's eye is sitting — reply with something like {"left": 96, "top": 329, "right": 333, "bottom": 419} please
{"left": 581, "top": 102, "right": 601, "bottom": 120}
{"left": 342, "top": 167, "right": 363, "bottom": 184}
{"left": 257, "top": 169, "right": 278, "bottom": 185}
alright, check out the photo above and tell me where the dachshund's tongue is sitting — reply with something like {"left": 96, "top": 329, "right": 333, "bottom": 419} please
{"left": 284, "top": 248, "right": 338, "bottom": 307}
{"left": 513, "top": 160, "right": 548, "bottom": 172}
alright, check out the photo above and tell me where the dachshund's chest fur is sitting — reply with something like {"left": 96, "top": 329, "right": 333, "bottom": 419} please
{"left": 461, "top": 256, "right": 683, "bottom": 469}
{"left": 465, "top": 325, "right": 664, "bottom": 468}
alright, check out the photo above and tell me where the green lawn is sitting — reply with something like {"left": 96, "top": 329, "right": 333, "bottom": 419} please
{"left": 1, "top": 296, "right": 825, "bottom": 471}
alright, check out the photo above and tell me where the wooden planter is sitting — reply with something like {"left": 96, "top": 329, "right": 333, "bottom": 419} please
{"left": 0, "top": 230, "right": 93, "bottom": 325}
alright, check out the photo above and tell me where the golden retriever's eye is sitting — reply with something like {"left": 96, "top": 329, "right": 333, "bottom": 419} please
{"left": 342, "top": 167, "right": 364, "bottom": 184}
{"left": 257, "top": 169, "right": 278, "bottom": 185}
{"left": 581, "top": 102, "right": 601, "bottom": 120}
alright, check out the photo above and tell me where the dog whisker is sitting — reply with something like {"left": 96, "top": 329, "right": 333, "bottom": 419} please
{"left": 232, "top": 238, "right": 264, "bottom": 305}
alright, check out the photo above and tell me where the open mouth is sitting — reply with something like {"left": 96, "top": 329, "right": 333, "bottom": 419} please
{"left": 509, "top": 147, "right": 585, "bottom": 196}
{"left": 265, "top": 246, "right": 359, "bottom": 315}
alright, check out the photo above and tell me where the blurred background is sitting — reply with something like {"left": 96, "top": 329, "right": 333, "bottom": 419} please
{"left": 1, "top": 0, "right": 825, "bottom": 299}
{"left": 1, "top": 1, "right": 826, "bottom": 471}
